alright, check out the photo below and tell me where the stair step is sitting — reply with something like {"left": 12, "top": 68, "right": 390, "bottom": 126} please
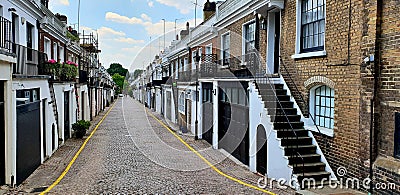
{"left": 261, "top": 95, "right": 291, "bottom": 102}
{"left": 259, "top": 89, "right": 287, "bottom": 96}
{"left": 274, "top": 121, "right": 304, "bottom": 129}
{"left": 270, "top": 115, "right": 301, "bottom": 122}
{"left": 288, "top": 154, "right": 321, "bottom": 165}
{"left": 268, "top": 108, "right": 298, "bottom": 115}
{"left": 264, "top": 101, "right": 294, "bottom": 108}
{"left": 277, "top": 129, "right": 309, "bottom": 138}
{"left": 284, "top": 145, "right": 316, "bottom": 156}
{"left": 280, "top": 136, "right": 313, "bottom": 146}
{"left": 296, "top": 171, "right": 331, "bottom": 182}
{"left": 258, "top": 83, "right": 284, "bottom": 90}
{"left": 291, "top": 162, "right": 326, "bottom": 174}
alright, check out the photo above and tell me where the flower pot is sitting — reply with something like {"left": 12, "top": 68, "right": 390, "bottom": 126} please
{"left": 75, "top": 130, "right": 87, "bottom": 138}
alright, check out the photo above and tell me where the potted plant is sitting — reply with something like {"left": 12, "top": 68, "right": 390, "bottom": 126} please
{"left": 72, "top": 120, "right": 91, "bottom": 138}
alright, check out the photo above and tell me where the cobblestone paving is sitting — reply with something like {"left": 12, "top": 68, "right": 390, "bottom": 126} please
{"left": 20, "top": 97, "right": 296, "bottom": 194}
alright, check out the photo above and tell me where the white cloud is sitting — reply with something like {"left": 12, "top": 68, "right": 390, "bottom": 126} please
{"left": 141, "top": 14, "right": 152, "bottom": 22}
{"left": 80, "top": 26, "right": 146, "bottom": 69}
{"left": 115, "top": 37, "right": 145, "bottom": 44}
{"left": 148, "top": 1, "right": 154, "bottom": 7}
{"left": 105, "top": 12, "right": 143, "bottom": 25}
{"left": 155, "top": 0, "right": 207, "bottom": 14}
{"left": 48, "top": 0, "right": 69, "bottom": 9}
{"left": 98, "top": 27, "right": 126, "bottom": 37}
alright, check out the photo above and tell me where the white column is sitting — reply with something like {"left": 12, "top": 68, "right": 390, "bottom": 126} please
{"left": 195, "top": 84, "right": 202, "bottom": 139}
{"left": 266, "top": 12, "right": 276, "bottom": 74}
{"left": 212, "top": 81, "right": 218, "bottom": 150}
{"left": 6, "top": 83, "right": 17, "bottom": 185}
{"left": 248, "top": 82, "right": 257, "bottom": 172}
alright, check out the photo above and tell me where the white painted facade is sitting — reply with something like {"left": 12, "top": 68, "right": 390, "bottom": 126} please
{"left": 10, "top": 78, "right": 58, "bottom": 185}
{"left": 77, "top": 85, "right": 90, "bottom": 121}
{"left": 53, "top": 83, "right": 76, "bottom": 144}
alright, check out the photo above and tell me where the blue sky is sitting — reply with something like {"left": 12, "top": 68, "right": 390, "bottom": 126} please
{"left": 49, "top": 0, "right": 206, "bottom": 71}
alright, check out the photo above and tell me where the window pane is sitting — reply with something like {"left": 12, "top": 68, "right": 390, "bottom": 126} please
{"left": 226, "top": 88, "right": 231, "bottom": 102}
{"left": 232, "top": 88, "right": 238, "bottom": 104}
{"left": 301, "top": 0, "right": 325, "bottom": 51}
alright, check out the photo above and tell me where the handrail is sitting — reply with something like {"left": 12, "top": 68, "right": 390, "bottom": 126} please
{"left": 279, "top": 56, "right": 329, "bottom": 148}
{"left": 0, "top": 16, "right": 13, "bottom": 54}
{"left": 244, "top": 51, "right": 306, "bottom": 178}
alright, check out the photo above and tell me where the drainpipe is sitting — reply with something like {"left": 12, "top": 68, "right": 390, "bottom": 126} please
{"left": 369, "top": 0, "right": 383, "bottom": 194}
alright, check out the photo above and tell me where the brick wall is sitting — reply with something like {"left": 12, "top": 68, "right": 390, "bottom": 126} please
{"left": 38, "top": 30, "right": 65, "bottom": 62}
{"left": 281, "top": 0, "right": 367, "bottom": 181}
{"left": 367, "top": 0, "right": 400, "bottom": 193}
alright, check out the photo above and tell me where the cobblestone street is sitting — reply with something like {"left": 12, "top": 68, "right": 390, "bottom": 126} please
{"left": 18, "top": 98, "right": 295, "bottom": 194}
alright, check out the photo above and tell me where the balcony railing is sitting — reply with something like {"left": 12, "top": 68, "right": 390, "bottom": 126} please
{"left": 13, "top": 44, "right": 47, "bottom": 76}
{"left": 0, "top": 16, "right": 13, "bottom": 55}
{"left": 199, "top": 53, "right": 264, "bottom": 79}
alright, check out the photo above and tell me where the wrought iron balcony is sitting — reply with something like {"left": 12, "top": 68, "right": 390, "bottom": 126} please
{"left": 0, "top": 16, "right": 13, "bottom": 55}
{"left": 199, "top": 53, "right": 265, "bottom": 79}
{"left": 12, "top": 44, "right": 48, "bottom": 76}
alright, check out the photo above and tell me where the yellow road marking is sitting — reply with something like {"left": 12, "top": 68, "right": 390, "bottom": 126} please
{"left": 145, "top": 109, "right": 276, "bottom": 195}
{"left": 41, "top": 101, "right": 117, "bottom": 195}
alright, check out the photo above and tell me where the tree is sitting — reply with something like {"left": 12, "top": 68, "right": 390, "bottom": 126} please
{"left": 133, "top": 69, "right": 144, "bottom": 79}
{"left": 107, "top": 63, "right": 128, "bottom": 77}
{"left": 112, "top": 73, "right": 125, "bottom": 94}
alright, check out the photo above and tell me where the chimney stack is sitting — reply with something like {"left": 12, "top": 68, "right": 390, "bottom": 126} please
{"left": 55, "top": 13, "right": 68, "bottom": 25}
{"left": 203, "top": 0, "right": 216, "bottom": 21}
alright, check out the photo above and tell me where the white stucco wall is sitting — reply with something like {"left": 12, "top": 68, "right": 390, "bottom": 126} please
{"left": 54, "top": 83, "right": 75, "bottom": 143}
{"left": 155, "top": 87, "right": 162, "bottom": 114}
{"left": 2, "top": 0, "right": 42, "bottom": 49}
{"left": 11, "top": 78, "right": 58, "bottom": 184}
{"left": 248, "top": 82, "right": 292, "bottom": 183}
{"left": 77, "top": 85, "right": 89, "bottom": 121}
{"left": 0, "top": 59, "right": 14, "bottom": 185}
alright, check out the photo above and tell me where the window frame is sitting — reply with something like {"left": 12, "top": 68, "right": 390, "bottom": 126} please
{"left": 300, "top": 0, "right": 326, "bottom": 53}
{"left": 242, "top": 20, "right": 256, "bottom": 55}
{"left": 292, "top": 0, "right": 327, "bottom": 59}
{"left": 308, "top": 85, "right": 334, "bottom": 137}
{"left": 178, "top": 92, "right": 185, "bottom": 114}
{"left": 314, "top": 85, "right": 334, "bottom": 129}
{"left": 221, "top": 31, "right": 230, "bottom": 62}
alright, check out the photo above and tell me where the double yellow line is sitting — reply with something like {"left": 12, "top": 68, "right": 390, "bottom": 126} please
{"left": 42, "top": 100, "right": 275, "bottom": 194}
{"left": 41, "top": 101, "right": 117, "bottom": 194}
{"left": 145, "top": 110, "right": 276, "bottom": 195}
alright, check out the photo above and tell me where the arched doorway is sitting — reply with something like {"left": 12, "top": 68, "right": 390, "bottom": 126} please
{"left": 256, "top": 125, "right": 267, "bottom": 175}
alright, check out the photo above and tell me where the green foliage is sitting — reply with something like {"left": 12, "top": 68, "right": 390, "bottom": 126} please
{"left": 107, "top": 63, "right": 128, "bottom": 77}
{"left": 44, "top": 62, "right": 78, "bottom": 81}
{"left": 66, "top": 31, "right": 80, "bottom": 42}
{"left": 112, "top": 73, "right": 125, "bottom": 94}
{"left": 133, "top": 69, "right": 144, "bottom": 79}
{"left": 72, "top": 120, "right": 91, "bottom": 138}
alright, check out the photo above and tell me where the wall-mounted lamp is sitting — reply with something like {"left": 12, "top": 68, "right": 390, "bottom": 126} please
{"left": 259, "top": 15, "right": 267, "bottom": 30}
{"left": 8, "top": 8, "right": 16, "bottom": 12}
{"left": 21, "top": 17, "right": 26, "bottom": 25}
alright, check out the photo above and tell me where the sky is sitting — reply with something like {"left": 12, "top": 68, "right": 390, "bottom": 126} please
{"left": 49, "top": 0, "right": 207, "bottom": 71}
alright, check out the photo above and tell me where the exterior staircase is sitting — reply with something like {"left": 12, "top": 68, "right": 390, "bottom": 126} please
{"left": 257, "top": 83, "right": 331, "bottom": 188}
{"left": 49, "top": 83, "right": 59, "bottom": 132}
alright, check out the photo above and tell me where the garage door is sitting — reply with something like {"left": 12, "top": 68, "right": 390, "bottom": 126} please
{"left": 16, "top": 101, "right": 41, "bottom": 185}
{"left": 218, "top": 82, "right": 249, "bottom": 165}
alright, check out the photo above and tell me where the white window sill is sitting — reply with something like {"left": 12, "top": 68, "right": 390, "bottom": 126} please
{"left": 305, "top": 124, "right": 334, "bottom": 137}
{"left": 291, "top": 50, "right": 327, "bottom": 59}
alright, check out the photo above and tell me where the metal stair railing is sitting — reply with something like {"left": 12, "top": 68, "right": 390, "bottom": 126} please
{"left": 246, "top": 51, "right": 306, "bottom": 179}
{"left": 279, "top": 56, "right": 329, "bottom": 149}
